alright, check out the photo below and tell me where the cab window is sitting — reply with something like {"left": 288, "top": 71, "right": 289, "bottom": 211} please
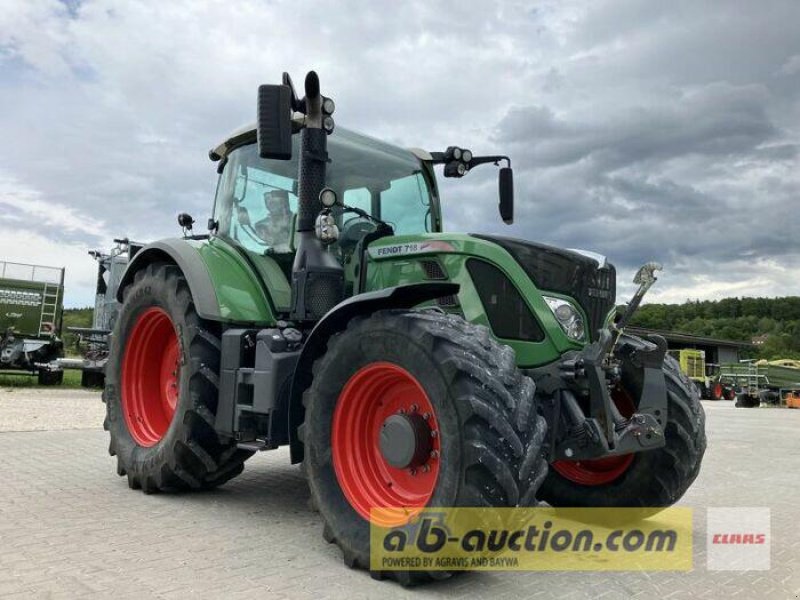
{"left": 213, "top": 129, "right": 437, "bottom": 255}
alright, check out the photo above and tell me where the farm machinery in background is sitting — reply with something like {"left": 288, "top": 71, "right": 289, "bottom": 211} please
{"left": 669, "top": 348, "right": 800, "bottom": 407}
{"left": 0, "top": 260, "right": 65, "bottom": 385}
{"left": 60, "top": 239, "right": 140, "bottom": 387}
{"left": 669, "top": 348, "right": 735, "bottom": 400}
{"left": 718, "top": 359, "right": 800, "bottom": 408}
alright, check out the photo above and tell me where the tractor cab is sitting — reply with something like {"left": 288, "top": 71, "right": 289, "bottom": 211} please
{"left": 210, "top": 126, "right": 441, "bottom": 295}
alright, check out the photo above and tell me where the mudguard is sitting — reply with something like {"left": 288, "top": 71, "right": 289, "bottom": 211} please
{"left": 288, "top": 281, "right": 459, "bottom": 463}
{"left": 116, "top": 238, "right": 277, "bottom": 324}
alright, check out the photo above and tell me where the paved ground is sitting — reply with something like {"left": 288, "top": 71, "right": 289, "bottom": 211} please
{"left": 1, "top": 389, "right": 799, "bottom": 599}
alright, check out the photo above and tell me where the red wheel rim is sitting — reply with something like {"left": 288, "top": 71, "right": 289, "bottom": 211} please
{"left": 332, "top": 362, "right": 440, "bottom": 527}
{"left": 121, "top": 307, "right": 181, "bottom": 447}
{"left": 712, "top": 383, "right": 723, "bottom": 400}
{"left": 552, "top": 388, "right": 636, "bottom": 486}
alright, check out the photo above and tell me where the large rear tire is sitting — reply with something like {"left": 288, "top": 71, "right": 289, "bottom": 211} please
{"left": 104, "top": 263, "right": 252, "bottom": 493}
{"left": 540, "top": 336, "right": 706, "bottom": 510}
{"left": 301, "top": 310, "right": 547, "bottom": 585}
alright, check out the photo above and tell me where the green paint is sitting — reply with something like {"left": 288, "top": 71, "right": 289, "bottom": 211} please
{"left": 190, "top": 238, "right": 278, "bottom": 324}
{"left": 363, "top": 233, "right": 585, "bottom": 367}
{"left": 180, "top": 126, "right": 609, "bottom": 371}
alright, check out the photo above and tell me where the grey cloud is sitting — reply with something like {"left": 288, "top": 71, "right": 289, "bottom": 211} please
{"left": 498, "top": 83, "right": 777, "bottom": 170}
{"left": 0, "top": 0, "right": 798, "bottom": 307}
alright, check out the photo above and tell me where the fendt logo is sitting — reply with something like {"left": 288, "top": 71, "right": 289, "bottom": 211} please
{"left": 707, "top": 508, "right": 770, "bottom": 571}
{"left": 5, "top": 312, "right": 23, "bottom": 319}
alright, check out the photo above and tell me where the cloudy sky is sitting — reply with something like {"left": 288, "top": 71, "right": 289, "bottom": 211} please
{"left": 1, "top": 0, "right": 798, "bottom": 307}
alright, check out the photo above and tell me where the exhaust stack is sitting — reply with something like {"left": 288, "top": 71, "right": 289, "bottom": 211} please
{"left": 257, "top": 71, "right": 344, "bottom": 321}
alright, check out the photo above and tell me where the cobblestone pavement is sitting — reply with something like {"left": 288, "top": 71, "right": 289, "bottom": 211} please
{"left": 0, "top": 392, "right": 798, "bottom": 599}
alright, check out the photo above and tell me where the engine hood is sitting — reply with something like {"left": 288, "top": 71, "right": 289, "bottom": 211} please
{"left": 470, "top": 234, "right": 616, "bottom": 341}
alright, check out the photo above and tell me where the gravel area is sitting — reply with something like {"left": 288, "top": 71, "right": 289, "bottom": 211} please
{"left": 0, "top": 387, "right": 103, "bottom": 432}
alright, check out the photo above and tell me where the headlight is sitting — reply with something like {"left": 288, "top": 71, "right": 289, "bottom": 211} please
{"left": 543, "top": 296, "right": 586, "bottom": 341}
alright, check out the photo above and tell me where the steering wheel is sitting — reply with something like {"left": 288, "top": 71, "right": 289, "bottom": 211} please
{"left": 339, "top": 216, "right": 377, "bottom": 253}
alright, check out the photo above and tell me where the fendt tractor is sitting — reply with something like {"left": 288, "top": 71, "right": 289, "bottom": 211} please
{"left": 104, "top": 72, "right": 706, "bottom": 584}
{"left": 0, "top": 260, "right": 65, "bottom": 385}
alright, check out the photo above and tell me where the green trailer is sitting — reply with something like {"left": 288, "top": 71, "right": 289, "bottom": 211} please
{"left": 0, "top": 260, "right": 65, "bottom": 384}
{"left": 719, "top": 360, "right": 800, "bottom": 407}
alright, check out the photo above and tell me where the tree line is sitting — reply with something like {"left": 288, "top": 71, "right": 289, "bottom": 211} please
{"left": 630, "top": 297, "right": 800, "bottom": 360}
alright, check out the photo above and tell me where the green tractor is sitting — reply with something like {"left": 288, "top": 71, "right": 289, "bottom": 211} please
{"left": 104, "top": 72, "right": 706, "bottom": 583}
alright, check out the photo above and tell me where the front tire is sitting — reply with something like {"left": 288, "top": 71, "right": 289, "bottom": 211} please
{"left": 104, "top": 263, "right": 252, "bottom": 493}
{"left": 302, "top": 310, "right": 547, "bottom": 585}
{"left": 540, "top": 337, "right": 706, "bottom": 509}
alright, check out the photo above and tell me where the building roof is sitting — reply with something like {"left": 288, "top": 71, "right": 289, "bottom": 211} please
{"left": 626, "top": 327, "right": 755, "bottom": 349}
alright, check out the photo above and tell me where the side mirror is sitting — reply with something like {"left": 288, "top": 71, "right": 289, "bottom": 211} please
{"left": 257, "top": 84, "right": 293, "bottom": 160}
{"left": 499, "top": 167, "right": 514, "bottom": 224}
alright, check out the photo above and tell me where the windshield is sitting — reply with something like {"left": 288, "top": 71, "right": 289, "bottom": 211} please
{"left": 213, "top": 129, "right": 436, "bottom": 254}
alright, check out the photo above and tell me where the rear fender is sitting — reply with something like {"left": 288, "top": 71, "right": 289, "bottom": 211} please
{"left": 288, "top": 282, "right": 459, "bottom": 463}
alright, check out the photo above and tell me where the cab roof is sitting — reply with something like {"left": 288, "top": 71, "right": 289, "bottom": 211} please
{"left": 209, "top": 122, "right": 430, "bottom": 163}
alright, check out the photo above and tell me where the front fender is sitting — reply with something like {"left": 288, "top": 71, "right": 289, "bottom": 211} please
{"left": 287, "top": 282, "right": 459, "bottom": 463}
{"left": 117, "top": 238, "right": 277, "bottom": 324}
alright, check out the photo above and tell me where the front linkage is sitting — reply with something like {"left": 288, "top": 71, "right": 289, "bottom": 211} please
{"left": 535, "top": 263, "right": 668, "bottom": 463}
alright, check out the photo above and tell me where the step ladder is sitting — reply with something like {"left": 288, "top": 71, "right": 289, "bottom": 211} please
{"left": 38, "top": 282, "right": 60, "bottom": 336}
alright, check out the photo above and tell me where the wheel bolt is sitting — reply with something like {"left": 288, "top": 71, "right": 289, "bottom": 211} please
{"left": 422, "top": 464, "right": 430, "bottom": 473}
{"left": 422, "top": 412, "right": 431, "bottom": 420}
{"left": 398, "top": 409, "right": 406, "bottom": 415}
{"left": 410, "top": 404, "right": 419, "bottom": 412}
{"left": 430, "top": 430, "right": 438, "bottom": 438}
{"left": 409, "top": 468, "right": 417, "bottom": 476}
{"left": 430, "top": 450, "right": 439, "bottom": 459}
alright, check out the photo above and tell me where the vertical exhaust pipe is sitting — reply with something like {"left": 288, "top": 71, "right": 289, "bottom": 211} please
{"left": 257, "top": 71, "right": 344, "bottom": 321}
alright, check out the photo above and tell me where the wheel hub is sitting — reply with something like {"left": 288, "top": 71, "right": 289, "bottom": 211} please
{"left": 331, "top": 362, "right": 441, "bottom": 527}
{"left": 380, "top": 413, "right": 432, "bottom": 469}
{"left": 120, "top": 307, "right": 181, "bottom": 447}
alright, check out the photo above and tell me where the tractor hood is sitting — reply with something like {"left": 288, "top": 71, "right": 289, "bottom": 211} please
{"left": 470, "top": 234, "right": 616, "bottom": 341}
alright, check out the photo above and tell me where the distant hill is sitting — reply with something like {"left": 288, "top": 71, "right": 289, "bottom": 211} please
{"left": 630, "top": 297, "right": 800, "bottom": 360}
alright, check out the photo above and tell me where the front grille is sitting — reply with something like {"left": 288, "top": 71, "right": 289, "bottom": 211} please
{"left": 579, "top": 266, "right": 616, "bottom": 341}
{"left": 471, "top": 234, "right": 616, "bottom": 341}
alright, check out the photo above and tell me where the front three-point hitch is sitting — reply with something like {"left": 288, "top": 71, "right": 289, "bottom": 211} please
{"left": 536, "top": 262, "right": 669, "bottom": 463}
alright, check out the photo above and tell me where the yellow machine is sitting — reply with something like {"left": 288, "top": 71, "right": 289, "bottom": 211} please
{"left": 670, "top": 348, "right": 731, "bottom": 400}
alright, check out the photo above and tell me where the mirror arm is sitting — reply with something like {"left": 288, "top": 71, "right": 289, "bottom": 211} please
{"left": 467, "top": 155, "right": 510, "bottom": 169}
